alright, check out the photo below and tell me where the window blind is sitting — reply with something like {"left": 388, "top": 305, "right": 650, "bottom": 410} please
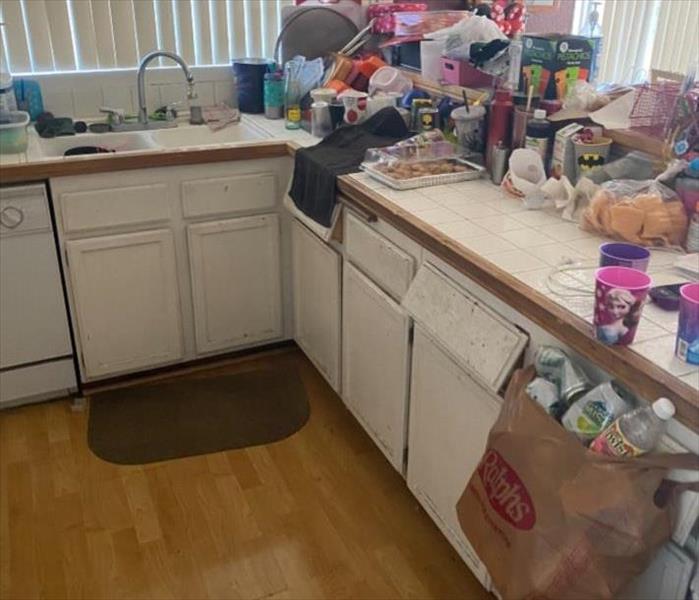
{"left": 597, "top": 0, "right": 698, "bottom": 83}
{"left": 0, "top": 0, "right": 293, "bottom": 74}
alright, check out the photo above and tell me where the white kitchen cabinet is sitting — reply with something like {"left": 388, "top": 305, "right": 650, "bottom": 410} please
{"left": 188, "top": 214, "right": 282, "bottom": 354}
{"left": 342, "top": 263, "right": 411, "bottom": 473}
{"left": 291, "top": 219, "right": 341, "bottom": 391}
{"left": 66, "top": 229, "right": 184, "bottom": 379}
{"left": 406, "top": 326, "right": 500, "bottom": 588}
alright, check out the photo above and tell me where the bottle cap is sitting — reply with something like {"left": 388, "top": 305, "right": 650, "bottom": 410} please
{"left": 533, "top": 108, "right": 546, "bottom": 120}
{"left": 652, "top": 397, "right": 676, "bottom": 420}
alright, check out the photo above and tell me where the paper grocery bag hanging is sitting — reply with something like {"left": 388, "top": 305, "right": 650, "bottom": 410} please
{"left": 456, "top": 366, "right": 698, "bottom": 600}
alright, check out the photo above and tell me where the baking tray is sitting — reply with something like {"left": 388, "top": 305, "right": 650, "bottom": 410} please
{"left": 361, "top": 158, "right": 485, "bottom": 190}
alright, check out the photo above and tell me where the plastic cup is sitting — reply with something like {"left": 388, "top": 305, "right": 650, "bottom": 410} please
{"left": 451, "top": 105, "right": 486, "bottom": 156}
{"left": 676, "top": 283, "right": 699, "bottom": 364}
{"left": 573, "top": 136, "right": 612, "bottom": 178}
{"left": 594, "top": 266, "right": 652, "bottom": 346}
{"left": 599, "top": 242, "right": 651, "bottom": 271}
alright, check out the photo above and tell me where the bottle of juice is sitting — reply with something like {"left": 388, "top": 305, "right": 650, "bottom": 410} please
{"left": 590, "top": 398, "right": 675, "bottom": 457}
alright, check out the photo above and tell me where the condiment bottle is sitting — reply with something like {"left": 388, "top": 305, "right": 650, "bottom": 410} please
{"left": 486, "top": 88, "right": 513, "bottom": 170}
{"left": 525, "top": 108, "right": 552, "bottom": 168}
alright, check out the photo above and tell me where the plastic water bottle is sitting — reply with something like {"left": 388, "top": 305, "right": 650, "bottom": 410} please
{"left": 590, "top": 398, "right": 676, "bottom": 457}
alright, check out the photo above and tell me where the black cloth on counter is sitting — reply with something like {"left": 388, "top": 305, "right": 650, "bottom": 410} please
{"left": 289, "top": 107, "right": 410, "bottom": 227}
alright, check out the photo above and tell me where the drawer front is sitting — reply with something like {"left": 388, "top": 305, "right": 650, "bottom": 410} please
{"left": 345, "top": 211, "right": 415, "bottom": 300}
{"left": 182, "top": 172, "right": 277, "bottom": 219}
{"left": 60, "top": 183, "right": 170, "bottom": 233}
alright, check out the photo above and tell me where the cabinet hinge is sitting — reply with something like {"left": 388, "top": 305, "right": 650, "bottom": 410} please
{"left": 403, "top": 446, "right": 409, "bottom": 470}
{"left": 408, "top": 326, "right": 414, "bottom": 345}
{"left": 64, "top": 249, "right": 70, "bottom": 268}
{"left": 78, "top": 350, "right": 85, "bottom": 370}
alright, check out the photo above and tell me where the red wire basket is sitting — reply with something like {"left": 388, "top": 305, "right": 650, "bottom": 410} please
{"left": 629, "top": 82, "right": 699, "bottom": 139}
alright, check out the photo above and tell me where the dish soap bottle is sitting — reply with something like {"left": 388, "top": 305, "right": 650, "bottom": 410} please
{"left": 590, "top": 398, "right": 675, "bottom": 457}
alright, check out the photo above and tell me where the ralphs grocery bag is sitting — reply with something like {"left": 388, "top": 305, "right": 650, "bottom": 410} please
{"left": 456, "top": 366, "right": 698, "bottom": 600}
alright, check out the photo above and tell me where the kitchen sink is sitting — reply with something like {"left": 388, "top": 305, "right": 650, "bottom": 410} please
{"left": 150, "top": 122, "right": 268, "bottom": 148}
{"left": 35, "top": 122, "right": 269, "bottom": 158}
{"left": 37, "top": 131, "right": 160, "bottom": 158}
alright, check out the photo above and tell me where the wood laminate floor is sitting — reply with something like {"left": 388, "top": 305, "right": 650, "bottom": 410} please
{"left": 0, "top": 348, "right": 491, "bottom": 600}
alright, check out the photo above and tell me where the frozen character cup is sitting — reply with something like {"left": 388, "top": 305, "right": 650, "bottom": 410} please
{"left": 676, "top": 283, "right": 699, "bottom": 364}
{"left": 594, "top": 267, "right": 652, "bottom": 346}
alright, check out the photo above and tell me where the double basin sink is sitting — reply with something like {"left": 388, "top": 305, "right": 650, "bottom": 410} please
{"left": 36, "top": 121, "right": 269, "bottom": 159}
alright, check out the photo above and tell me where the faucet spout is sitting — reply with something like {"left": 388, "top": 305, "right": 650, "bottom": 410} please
{"left": 137, "top": 50, "right": 194, "bottom": 125}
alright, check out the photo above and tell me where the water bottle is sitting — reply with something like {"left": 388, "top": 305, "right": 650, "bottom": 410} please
{"left": 590, "top": 398, "right": 675, "bottom": 457}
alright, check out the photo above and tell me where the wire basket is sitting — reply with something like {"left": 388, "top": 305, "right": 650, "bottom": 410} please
{"left": 628, "top": 82, "right": 681, "bottom": 136}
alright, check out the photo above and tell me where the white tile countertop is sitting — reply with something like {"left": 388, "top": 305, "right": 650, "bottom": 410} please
{"left": 345, "top": 172, "right": 699, "bottom": 393}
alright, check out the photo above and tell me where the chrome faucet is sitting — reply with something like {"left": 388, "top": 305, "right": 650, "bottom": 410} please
{"left": 136, "top": 50, "right": 195, "bottom": 127}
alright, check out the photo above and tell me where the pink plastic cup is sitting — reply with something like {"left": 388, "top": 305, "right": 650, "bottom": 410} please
{"left": 676, "top": 283, "right": 699, "bottom": 364}
{"left": 594, "top": 266, "right": 652, "bottom": 346}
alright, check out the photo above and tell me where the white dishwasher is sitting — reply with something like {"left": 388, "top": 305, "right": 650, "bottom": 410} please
{"left": 0, "top": 183, "right": 76, "bottom": 406}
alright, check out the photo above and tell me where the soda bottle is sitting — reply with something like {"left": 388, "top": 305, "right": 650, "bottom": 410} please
{"left": 590, "top": 398, "right": 675, "bottom": 457}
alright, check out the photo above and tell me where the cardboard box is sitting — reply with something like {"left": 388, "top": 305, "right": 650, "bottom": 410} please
{"left": 551, "top": 123, "right": 583, "bottom": 180}
{"left": 520, "top": 34, "right": 599, "bottom": 100}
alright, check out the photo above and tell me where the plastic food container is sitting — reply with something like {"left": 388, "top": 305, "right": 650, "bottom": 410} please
{"left": 0, "top": 111, "right": 30, "bottom": 154}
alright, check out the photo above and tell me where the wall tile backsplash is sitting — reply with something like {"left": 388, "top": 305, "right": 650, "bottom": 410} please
{"left": 23, "top": 65, "right": 235, "bottom": 119}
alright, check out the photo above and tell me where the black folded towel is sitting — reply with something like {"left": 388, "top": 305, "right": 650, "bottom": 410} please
{"left": 289, "top": 107, "right": 410, "bottom": 227}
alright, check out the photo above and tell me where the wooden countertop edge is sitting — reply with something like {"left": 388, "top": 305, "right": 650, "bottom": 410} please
{"left": 0, "top": 141, "right": 290, "bottom": 184}
{"left": 337, "top": 175, "right": 699, "bottom": 431}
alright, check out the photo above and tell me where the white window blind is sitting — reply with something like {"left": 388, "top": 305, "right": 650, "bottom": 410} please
{"left": 0, "top": 0, "right": 293, "bottom": 74}
{"left": 596, "top": 0, "right": 699, "bottom": 83}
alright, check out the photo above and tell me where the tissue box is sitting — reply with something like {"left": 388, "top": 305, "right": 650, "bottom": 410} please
{"left": 441, "top": 57, "right": 495, "bottom": 88}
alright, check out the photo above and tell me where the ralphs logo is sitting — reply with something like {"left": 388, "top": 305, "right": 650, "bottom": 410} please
{"left": 477, "top": 449, "right": 536, "bottom": 530}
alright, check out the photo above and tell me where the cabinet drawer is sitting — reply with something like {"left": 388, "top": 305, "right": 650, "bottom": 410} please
{"left": 345, "top": 211, "right": 415, "bottom": 300}
{"left": 60, "top": 183, "right": 170, "bottom": 233}
{"left": 0, "top": 184, "right": 51, "bottom": 235}
{"left": 181, "top": 172, "right": 277, "bottom": 218}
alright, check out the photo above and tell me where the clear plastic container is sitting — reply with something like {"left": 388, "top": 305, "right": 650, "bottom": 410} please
{"left": 0, "top": 110, "right": 29, "bottom": 154}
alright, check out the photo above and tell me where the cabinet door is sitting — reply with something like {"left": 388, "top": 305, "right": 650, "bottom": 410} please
{"left": 66, "top": 229, "right": 183, "bottom": 379}
{"left": 291, "top": 219, "right": 341, "bottom": 391}
{"left": 407, "top": 326, "right": 500, "bottom": 587}
{"left": 188, "top": 214, "right": 282, "bottom": 355}
{"left": 342, "top": 263, "right": 411, "bottom": 473}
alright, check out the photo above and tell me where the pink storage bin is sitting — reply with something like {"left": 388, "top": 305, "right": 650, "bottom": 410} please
{"left": 367, "top": 3, "right": 427, "bottom": 34}
{"left": 441, "top": 57, "right": 495, "bottom": 88}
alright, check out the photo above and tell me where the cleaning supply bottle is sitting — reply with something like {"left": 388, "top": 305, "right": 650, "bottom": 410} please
{"left": 590, "top": 398, "right": 675, "bottom": 457}
{"left": 486, "top": 88, "right": 513, "bottom": 170}
{"left": 676, "top": 158, "right": 699, "bottom": 216}
{"left": 524, "top": 108, "right": 552, "bottom": 168}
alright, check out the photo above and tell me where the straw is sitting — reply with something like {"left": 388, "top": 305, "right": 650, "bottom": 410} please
{"left": 461, "top": 89, "right": 470, "bottom": 113}
{"left": 525, "top": 84, "right": 534, "bottom": 112}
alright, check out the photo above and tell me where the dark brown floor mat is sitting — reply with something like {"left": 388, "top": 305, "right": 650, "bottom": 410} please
{"left": 87, "top": 367, "right": 310, "bottom": 464}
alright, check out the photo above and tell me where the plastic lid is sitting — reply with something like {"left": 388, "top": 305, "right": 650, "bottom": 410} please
{"left": 533, "top": 109, "right": 547, "bottom": 120}
{"left": 652, "top": 397, "right": 676, "bottom": 420}
{"left": 686, "top": 158, "right": 699, "bottom": 177}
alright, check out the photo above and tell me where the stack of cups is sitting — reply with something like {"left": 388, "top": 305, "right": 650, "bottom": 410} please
{"left": 594, "top": 243, "right": 652, "bottom": 346}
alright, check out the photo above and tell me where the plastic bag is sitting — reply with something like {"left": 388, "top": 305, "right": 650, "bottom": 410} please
{"left": 433, "top": 15, "right": 506, "bottom": 62}
{"left": 580, "top": 178, "right": 689, "bottom": 246}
